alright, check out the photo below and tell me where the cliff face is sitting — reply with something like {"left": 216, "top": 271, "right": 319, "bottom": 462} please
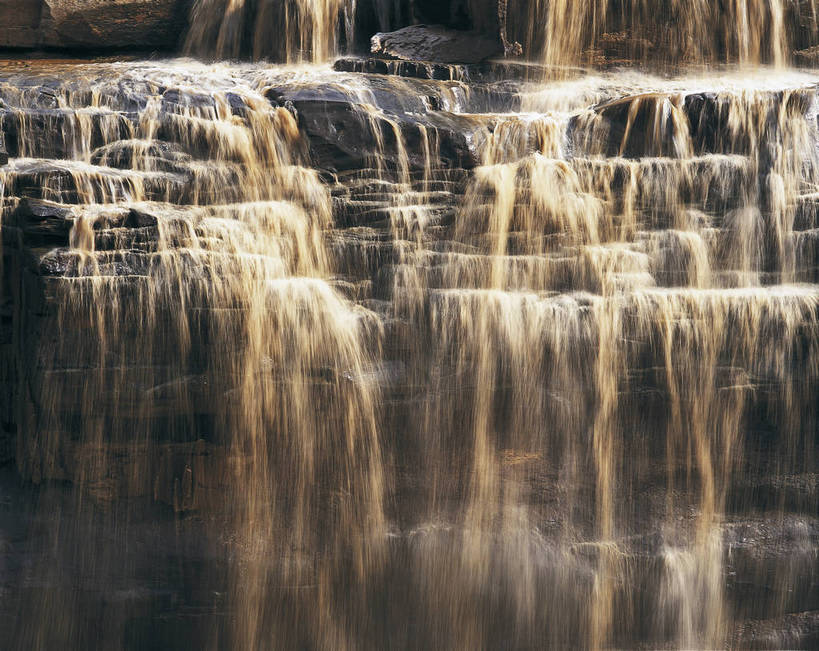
{"left": 0, "top": 0, "right": 191, "bottom": 52}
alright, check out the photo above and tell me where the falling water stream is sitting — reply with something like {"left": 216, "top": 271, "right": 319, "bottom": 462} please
{"left": 0, "top": 1, "right": 818, "bottom": 649}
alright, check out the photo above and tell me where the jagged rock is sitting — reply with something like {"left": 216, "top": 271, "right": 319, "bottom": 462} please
{"left": 371, "top": 24, "right": 502, "bottom": 64}
{"left": 333, "top": 56, "right": 550, "bottom": 85}
{"left": 300, "top": 98, "right": 485, "bottom": 171}
{"left": 267, "top": 81, "right": 488, "bottom": 172}
{"left": 0, "top": 132, "right": 7, "bottom": 165}
{"left": 350, "top": 0, "right": 518, "bottom": 58}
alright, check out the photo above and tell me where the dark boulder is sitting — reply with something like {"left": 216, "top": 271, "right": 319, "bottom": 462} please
{"left": 0, "top": 0, "right": 191, "bottom": 52}
{"left": 7, "top": 198, "right": 74, "bottom": 245}
{"left": 371, "top": 24, "right": 502, "bottom": 64}
{"left": 268, "top": 82, "right": 487, "bottom": 172}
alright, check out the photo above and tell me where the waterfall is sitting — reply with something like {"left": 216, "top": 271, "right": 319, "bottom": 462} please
{"left": 513, "top": 0, "right": 803, "bottom": 67}
{"left": 185, "top": 0, "right": 354, "bottom": 62}
{"left": 1, "top": 3, "right": 818, "bottom": 650}
{"left": 183, "top": 0, "right": 819, "bottom": 66}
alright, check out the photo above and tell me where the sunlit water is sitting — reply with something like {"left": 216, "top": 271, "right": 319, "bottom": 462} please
{"left": 0, "top": 49, "right": 817, "bottom": 651}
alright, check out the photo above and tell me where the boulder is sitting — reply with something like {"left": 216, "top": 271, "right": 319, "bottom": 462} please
{"left": 267, "top": 81, "right": 488, "bottom": 172}
{"left": 0, "top": 0, "right": 191, "bottom": 51}
{"left": 371, "top": 24, "right": 502, "bottom": 64}
{"left": 7, "top": 198, "right": 74, "bottom": 245}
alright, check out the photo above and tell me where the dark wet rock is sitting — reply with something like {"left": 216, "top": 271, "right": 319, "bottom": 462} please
{"left": 126, "top": 206, "right": 159, "bottom": 228}
{"left": 267, "top": 82, "right": 488, "bottom": 172}
{"left": 224, "top": 92, "right": 248, "bottom": 116}
{"left": 0, "top": 108, "right": 136, "bottom": 159}
{"left": 572, "top": 89, "right": 816, "bottom": 160}
{"left": 161, "top": 87, "right": 219, "bottom": 113}
{"left": 732, "top": 610, "right": 819, "bottom": 649}
{"left": 0, "top": 0, "right": 42, "bottom": 49}
{"left": 293, "top": 97, "right": 485, "bottom": 171}
{"left": 333, "top": 55, "right": 553, "bottom": 86}
{"left": 580, "top": 93, "right": 686, "bottom": 159}
{"left": 0, "top": 132, "right": 7, "bottom": 165}
{"left": 2, "top": 159, "right": 189, "bottom": 205}
{"left": 90, "top": 139, "right": 191, "bottom": 172}
{"left": 39, "top": 0, "right": 191, "bottom": 51}
{"left": 371, "top": 24, "right": 502, "bottom": 64}
{"left": 335, "top": 56, "right": 471, "bottom": 81}
{"left": 7, "top": 198, "right": 73, "bottom": 245}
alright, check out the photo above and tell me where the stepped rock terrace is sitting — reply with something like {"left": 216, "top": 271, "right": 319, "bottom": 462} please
{"left": 0, "top": 2, "right": 818, "bottom": 649}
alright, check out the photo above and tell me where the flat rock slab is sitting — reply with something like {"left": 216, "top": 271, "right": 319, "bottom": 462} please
{"left": 371, "top": 24, "right": 501, "bottom": 65}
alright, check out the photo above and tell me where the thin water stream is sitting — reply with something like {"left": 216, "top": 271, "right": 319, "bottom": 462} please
{"left": 0, "top": 2, "right": 817, "bottom": 649}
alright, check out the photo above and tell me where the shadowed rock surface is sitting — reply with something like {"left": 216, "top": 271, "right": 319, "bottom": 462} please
{"left": 0, "top": 0, "right": 191, "bottom": 52}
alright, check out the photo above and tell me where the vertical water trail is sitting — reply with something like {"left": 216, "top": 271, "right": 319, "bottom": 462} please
{"left": 2, "top": 45, "right": 819, "bottom": 651}
{"left": 2, "top": 63, "right": 386, "bottom": 649}
{"left": 508, "top": 0, "right": 818, "bottom": 69}
{"left": 185, "top": 0, "right": 353, "bottom": 62}
{"left": 377, "top": 69, "right": 819, "bottom": 648}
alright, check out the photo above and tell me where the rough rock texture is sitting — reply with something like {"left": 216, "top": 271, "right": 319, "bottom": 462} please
{"left": 0, "top": 0, "right": 43, "bottom": 49}
{"left": 0, "top": 0, "right": 190, "bottom": 51}
{"left": 371, "top": 24, "right": 502, "bottom": 64}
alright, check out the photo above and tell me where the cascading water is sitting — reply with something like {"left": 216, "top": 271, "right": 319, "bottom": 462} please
{"left": 513, "top": 0, "right": 813, "bottom": 67}
{"left": 0, "top": 2, "right": 818, "bottom": 650}
{"left": 185, "top": 0, "right": 355, "bottom": 62}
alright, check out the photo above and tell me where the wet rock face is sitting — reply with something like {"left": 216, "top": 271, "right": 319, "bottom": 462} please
{"left": 371, "top": 24, "right": 502, "bottom": 64}
{"left": 0, "top": 0, "right": 513, "bottom": 59}
{"left": 40, "top": 0, "right": 192, "bottom": 50}
{"left": 0, "top": 0, "right": 191, "bottom": 52}
{"left": 1, "top": 60, "right": 819, "bottom": 649}
{"left": 0, "top": 0, "right": 43, "bottom": 49}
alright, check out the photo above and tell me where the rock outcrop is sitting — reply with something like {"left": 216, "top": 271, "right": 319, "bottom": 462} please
{"left": 0, "top": 0, "right": 43, "bottom": 49}
{"left": 0, "top": 0, "right": 190, "bottom": 52}
{"left": 371, "top": 24, "right": 502, "bottom": 64}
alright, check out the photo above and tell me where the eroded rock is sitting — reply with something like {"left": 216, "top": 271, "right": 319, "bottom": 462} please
{"left": 371, "top": 24, "right": 502, "bottom": 64}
